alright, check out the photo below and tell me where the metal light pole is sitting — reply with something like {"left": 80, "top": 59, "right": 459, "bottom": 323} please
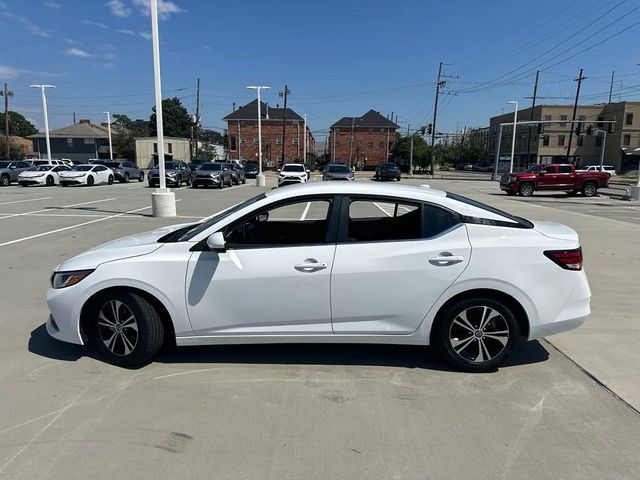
{"left": 149, "top": 0, "right": 176, "bottom": 217}
{"left": 247, "top": 85, "right": 270, "bottom": 187}
{"left": 303, "top": 114, "right": 307, "bottom": 164}
{"left": 492, "top": 124, "right": 503, "bottom": 180}
{"left": 507, "top": 100, "right": 518, "bottom": 173}
{"left": 103, "top": 111, "right": 113, "bottom": 160}
{"left": 30, "top": 84, "right": 56, "bottom": 162}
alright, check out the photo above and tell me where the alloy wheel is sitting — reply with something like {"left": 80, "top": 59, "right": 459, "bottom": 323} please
{"left": 448, "top": 306, "right": 510, "bottom": 363}
{"left": 98, "top": 300, "right": 139, "bottom": 356}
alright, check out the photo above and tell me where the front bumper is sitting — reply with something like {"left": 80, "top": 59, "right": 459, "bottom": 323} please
{"left": 193, "top": 175, "right": 222, "bottom": 186}
{"left": 46, "top": 285, "right": 88, "bottom": 345}
{"left": 278, "top": 176, "right": 306, "bottom": 186}
{"left": 60, "top": 178, "right": 86, "bottom": 185}
{"left": 500, "top": 182, "right": 517, "bottom": 193}
{"left": 149, "top": 176, "right": 180, "bottom": 186}
{"left": 19, "top": 178, "right": 46, "bottom": 186}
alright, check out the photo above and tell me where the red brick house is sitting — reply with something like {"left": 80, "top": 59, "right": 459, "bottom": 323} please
{"left": 223, "top": 100, "right": 314, "bottom": 166}
{"left": 328, "top": 110, "right": 399, "bottom": 168}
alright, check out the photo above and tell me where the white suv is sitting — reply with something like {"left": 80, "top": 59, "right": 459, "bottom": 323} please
{"left": 278, "top": 163, "right": 309, "bottom": 187}
{"left": 580, "top": 165, "right": 616, "bottom": 176}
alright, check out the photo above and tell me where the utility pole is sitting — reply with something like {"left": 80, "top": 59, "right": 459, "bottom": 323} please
{"left": 565, "top": 68, "right": 586, "bottom": 164}
{"left": 194, "top": 77, "right": 200, "bottom": 158}
{"left": 279, "top": 84, "right": 290, "bottom": 165}
{"left": 303, "top": 114, "right": 307, "bottom": 164}
{"left": 1, "top": 83, "right": 14, "bottom": 159}
{"left": 608, "top": 71, "right": 615, "bottom": 104}
{"left": 247, "top": 85, "right": 270, "bottom": 186}
{"left": 348, "top": 116, "right": 355, "bottom": 167}
{"left": 525, "top": 70, "right": 539, "bottom": 164}
{"left": 103, "top": 111, "right": 113, "bottom": 160}
{"left": 73, "top": 112, "right": 76, "bottom": 125}
{"left": 429, "top": 62, "right": 445, "bottom": 176}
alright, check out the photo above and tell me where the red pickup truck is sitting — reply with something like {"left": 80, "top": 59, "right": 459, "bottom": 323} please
{"left": 500, "top": 163, "right": 609, "bottom": 197}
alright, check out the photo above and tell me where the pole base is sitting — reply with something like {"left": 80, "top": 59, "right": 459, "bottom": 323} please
{"left": 256, "top": 173, "right": 266, "bottom": 187}
{"left": 151, "top": 188, "right": 176, "bottom": 217}
{"left": 630, "top": 185, "right": 640, "bottom": 201}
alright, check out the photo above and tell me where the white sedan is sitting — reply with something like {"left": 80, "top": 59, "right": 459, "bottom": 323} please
{"left": 46, "top": 182, "right": 590, "bottom": 371}
{"left": 59, "top": 164, "right": 114, "bottom": 187}
{"left": 278, "top": 163, "right": 309, "bottom": 186}
{"left": 18, "top": 165, "right": 71, "bottom": 186}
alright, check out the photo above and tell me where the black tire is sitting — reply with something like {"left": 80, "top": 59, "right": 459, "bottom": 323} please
{"left": 506, "top": 191, "right": 517, "bottom": 196}
{"left": 433, "top": 297, "right": 520, "bottom": 372}
{"left": 124, "top": 172, "right": 130, "bottom": 183}
{"left": 87, "top": 175, "right": 95, "bottom": 186}
{"left": 90, "top": 291, "right": 165, "bottom": 368}
{"left": 176, "top": 177, "right": 182, "bottom": 188}
{"left": 518, "top": 182, "right": 534, "bottom": 197}
{"left": 139, "top": 172, "right": 144, "bottom": 182}
{"left": 581, "top": 182, "right": 597, "bottom": 197}
{"left": 61, "top": 183, "right": 68, "bottom": 187}
{"left": 192, "top": 182, "right": 199, "bottom": 189}
{"left": 20, "top": 183, "right": 28, "bottom": 187}
{"left": 242, "top": 178, "right": 246, "bottom": 184}
{"left": 219, "top": 179, "right": 224, "bottom": 189}
{"left": 0, "top": 174, "right": 9, "bottom": 187}
{"left": 46, "top": 175, "right": 54, "bottom": 186}
{"left": 566, "top": 190, "right": 578, "bottom": 197}
{"left": 107, "top": 175, "right": 114, "bottom": 185}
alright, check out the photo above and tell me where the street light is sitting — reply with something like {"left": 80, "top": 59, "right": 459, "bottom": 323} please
{"left": 149, "top": 0, "right": 176, "bottom": 217}
{"left": 246, "top": 85, "right": 270, "bottom": 187}
{"left": 103, "top": 111, "right": 113, "bottom": 160}
{"left": 507, "top": 100, "right": 518, "bottom": 173}
{"left": 30, "top": 84, "right": 56, "bottom": 162}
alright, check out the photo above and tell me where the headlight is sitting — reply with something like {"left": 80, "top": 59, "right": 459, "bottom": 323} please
{"left": 51, "top": 270, "right": 94, "bottom": 289}
{"left": 508, "top": 176, "right": 517, "bottom": 183}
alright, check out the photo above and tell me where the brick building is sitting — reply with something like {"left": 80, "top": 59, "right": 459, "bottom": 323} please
{"left": 223, "top": 100, "right": 314, "bottom": 167}
{"left": 328, "top": 110, "right": 399, "bottom": 168}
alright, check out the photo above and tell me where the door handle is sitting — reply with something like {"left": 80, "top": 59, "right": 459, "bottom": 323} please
{"left": 429, "top": 253, "right": 464, "bottom": 266}
{"left": 294, "top": 258, "right": 328, "bottom": 272}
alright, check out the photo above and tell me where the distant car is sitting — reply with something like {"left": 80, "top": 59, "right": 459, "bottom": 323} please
{"left": 104, "top": 160, "right": 144, "bottom": 183}
{"left": 59, "top": 164, "right": 114, "bottom": 187}
{"left": 18, "top": 164, "right": 71, "bottom": 187}
{"left": 148, "top": 161, "right": 191, "bottom": 188}
{"left": 578, "top": 165, "right": 617, "bottom": 177}
{"left": 322, "top": 163, "right": 355, "bottom": 181}
{"left": 0, "top": 160, "right": 34, "bottom": 186}
{"left": 278, "top": 163, "right": 309, "bottom": 187}
{"left": 474, "top": 163, "right": 493, "bottom": 172}
{"left": 229, "top": 163, "right": 246, "bottom": 185}
{"left": 191, "top": 162, "right": 233, "bottom": 188}
{"left": 374, "top": 162, "right": 401, "bottom": 181}
{"left": 31, "top": 159, "right": 69, "bottom": 167}
{"left": 455, "top": 163, "right": 473, "bottom": 171}
{"left": 500, "top": 163, "right": 610, "bottom": 197}
{"left": 243, "top": 162, "right": 259, "bottom": 178}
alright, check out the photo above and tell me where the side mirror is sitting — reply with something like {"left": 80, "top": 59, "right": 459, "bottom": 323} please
{"left": 276, "top": 169, "right": 281, "bottom": 173}
{"left": 306, "top": 169, "right": 311, "bottom": 174}
{"left": 206, "top": 232, "right": 226, "bottom": 251}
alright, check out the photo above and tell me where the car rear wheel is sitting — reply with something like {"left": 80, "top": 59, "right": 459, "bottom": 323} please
{"left": 434, "top": 298, "right": 520, "bottom": 372}
{"left": 139, "top": 172, "right": 144, "bottom": 182}
{"left": 582, "top": 182, "right": 597, "bottom": 197}
{"left": 0, "top": 174, "right": 9, "bottom": 186}
{"left": 107, "top": 175, "right": 114, "bottom": 185}
{"left": 518, "top": 183, "right": 534, "bottom": 197}
{"left": 87, "top": 175, "right": 95, "bottom": 186}
{"left": 124, "top": 172, "right": 130, "bottom": 183}
{"left": 46, "top": 175, "right": 55, "bottom": 186}
{"left": 91, "top": 291, "right": 165, "bottom": 368}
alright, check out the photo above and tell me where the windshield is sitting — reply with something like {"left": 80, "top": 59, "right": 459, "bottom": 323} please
{"left": 244, "top": 163, "right": 258, "bottom": 169}
{"left": 526, "top": 165, "right": 542, "bottom": 173}
{"left": 282, "top": 164, "right": 305, "bottom": 172}
{"left": 199, "top": 163, "right": 222, "bottom": 171}
{"left": 33, "top": 165, "right": 53, "bottom": 171}
{"left": 327, "top": 165, "right": 350, "bottom": 173}
{"left": 72, "top": 165, "right": 93, "bottom": 172}
{"left": 178, "top": 193, "right": 266, "bottom": 241}
{"left": 105, "top": 162, "right": 122, "bottom": 168}
{"left": 154, "top": 162, "right": 178, "bottom": 170}
{"left": 381, "top": 163, "right": 398, "bottom": 170}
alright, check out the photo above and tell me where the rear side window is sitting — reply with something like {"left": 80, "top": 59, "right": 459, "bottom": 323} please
{"left": 558, "top": 165, "right": 572, "bottom": 173}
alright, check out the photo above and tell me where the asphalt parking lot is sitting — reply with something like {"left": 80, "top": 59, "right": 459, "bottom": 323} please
{"left": 1, "top": 174, "right": 639, "bottom": 479}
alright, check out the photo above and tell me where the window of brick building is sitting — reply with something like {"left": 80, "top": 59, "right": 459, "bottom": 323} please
{"left": 379, "top": 141, "right": 384, "bottom": 148}
{"left": 292, "top": 137, "right": 298, "bottom": 144}
{"left": 368, "top": 142, "right": 373, "bottom": 148}
{"left": 253, "top": 137, "right": 258, "bottom": 144}
{"left": 543, "top": 115, "right": 552, "bottom": 122}
{"left": 624, "top": 134, "right": 631, "bottom": 146}
{"left": 542, "top": 135, "right": 550, "bottom": 146}
{"left": 558, "top": 135, "right": 565, "bottom": 147}
{"left": 240, "top": 138, "right": 246, "bottom": 144}
{"left": 167, "top": 143, "right": 172, "bottom": 153}
{"left": 276, "top": 137, "right": 282, "bottom": 145}
{"left": 626, "top": 113, "right": 634, "bottom": 125}
{"left": 230, "top": 136, "right": 237, "bottom": 150}
{"left": 560, "top": 115, "right": 567, "bottom": 127}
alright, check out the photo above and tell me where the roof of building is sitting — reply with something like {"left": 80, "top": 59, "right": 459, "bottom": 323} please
{"left": 134, "top": 136, "right": 191, "bottom": 141}
{"left": 29, "top": 122, "right": 111, "bottom": 139}
{"left": 223, "top": 99, "right": 304, "bottom": 121}
{"left": 331, "top": 110, "right": 399, "bottom": 129}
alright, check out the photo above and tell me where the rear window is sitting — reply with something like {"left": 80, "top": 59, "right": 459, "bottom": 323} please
{"left": 446, "top": 192, "right": 533, "bottom": 228}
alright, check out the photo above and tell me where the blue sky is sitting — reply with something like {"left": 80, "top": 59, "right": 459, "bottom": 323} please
{"left": 2, "top": 0, "right": 640, "bottom": 142}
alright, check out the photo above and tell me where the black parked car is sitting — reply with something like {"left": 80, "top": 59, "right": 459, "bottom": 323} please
{"left": 104, "top": 160, "right": 144, "bottom": 183}
{"left": 148, "top": 161, "right": 191, "bottom": 187}
{"left": 243, "top": 161, "right": 259, "bottom": 178}
{"left": 229, "top": 163, "right": 246, "bottom": 185}
{"left": 374, "top": 162, "right": 401, "bottom": 181}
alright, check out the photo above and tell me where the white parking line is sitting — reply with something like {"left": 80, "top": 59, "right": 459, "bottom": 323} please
{"left": 373, "top": 202, "right": 394, "bottom": 217}
{"left": 0, "top": 205, "right": 151, "bottom": 247}
{"left": 0, "top": 196, "right": 52, "bottom": 206}
{"left": 0, "top": 197, "right": 118, "bottom": 221}
{"left": 300, "top": 202, "right": 311, "bottom": 221}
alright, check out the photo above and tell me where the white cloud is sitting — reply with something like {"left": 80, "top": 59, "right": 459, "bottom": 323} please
{"left": 0, "top": 64, "right": 66, "bottom": 79}
{"left": 82, "top": 19, "right": 109, "bottom": 29}
{"left": 63, "top": 38, "right": 76, "bottom": 44}
{"left": 138, "top": 31, "right": 151, "bottom": 40}
{"left": 44, "top": 1, "right": 61, "bottom": 8}
{"left": 64, "top": 48, "right": 93, "bottom": 58}
{"left": 116, "top": 28, "right": 135, "bottom": 35}
{"left": 106, "top": 0, "right": 130, "bottom": 17}
{"left": 133, "top": 0, "right": 184, "bottom": 19}
{"left": 1, "top": 12, "right": 51, "bottom": 37}
{"left": 0, "top": 1, "right": 8, "bottom": 8}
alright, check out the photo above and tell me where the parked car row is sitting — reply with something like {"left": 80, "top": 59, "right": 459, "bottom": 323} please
{"left": 148, "top": 161, "right": 247, "bottom": 189}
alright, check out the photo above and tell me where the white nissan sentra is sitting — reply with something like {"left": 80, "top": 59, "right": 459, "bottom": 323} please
{"left": 46, "top": 182, "right": 590, "bottom": 371}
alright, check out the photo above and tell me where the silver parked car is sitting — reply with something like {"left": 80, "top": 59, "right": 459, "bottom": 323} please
{"left": 322, "top": 163, "right": 355, "bottom": 181}
{"left": 104, "top": 161, "right": 144, "bottom": 183}
{"left": 0, "top": 160, "right": 33, "bottom": 186}
{"left": 191, "top": 162, "right": 233, "bottom": 188}
{"left": 148, "top": 161, "right": 191, "bottom": 188}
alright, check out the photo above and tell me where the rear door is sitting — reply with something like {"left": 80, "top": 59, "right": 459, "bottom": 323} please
{"left": 330, "top": 196, "right": 471, "bottom": 334}
{"left": 556, "top": 165, "right": 574, "bottom": 189}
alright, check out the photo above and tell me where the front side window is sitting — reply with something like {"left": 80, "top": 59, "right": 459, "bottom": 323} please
{"left": 543, "top": 165, "right": 555, "bottom": 174}
{"left": 225, "top": 199, "right": 332, "bottom": 246}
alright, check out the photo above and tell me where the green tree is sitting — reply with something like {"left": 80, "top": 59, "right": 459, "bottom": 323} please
{"left": 149, "top": 97, "right": 192, "bottom": 138}
{"left": 393, "top": 134, "right": 429, "bottom": 168}
{"left": 0, "top": 111, "right": 38, "bottom": 137}
{"left": 111, "top": 114, "right": 151, "bottom": 160}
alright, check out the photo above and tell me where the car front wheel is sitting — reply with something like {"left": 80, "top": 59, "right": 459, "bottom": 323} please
{"left": 518, "top": 183, "right": 534, "bottom": 197}
{"left": 434, "top": 298, "right": 520, "bottom": 372}
{"left": 91, "top": 291, "right": 165, "bottom": 367}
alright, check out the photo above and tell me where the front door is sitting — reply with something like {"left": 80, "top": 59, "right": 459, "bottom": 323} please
{"left": 186, "top": 197, "right": 337, "bottom": 335}
{"left": 537, "top": 164, "right": 558, "bottom": 190}
{"left": 331, "top": 197, "right": 471, "bottom": 334}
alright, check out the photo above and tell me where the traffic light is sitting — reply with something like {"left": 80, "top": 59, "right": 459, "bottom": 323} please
{"left": 426, "top": 123, "right": 433, "bottom": 135}
{"left": 419, "top": 126, "right": 426, "bottom": 135}
{"left": 586, "top": 125, "right": 593, "bottom": 136}
{"left": 575, "top": 123, "right": 582, "bottom": 135}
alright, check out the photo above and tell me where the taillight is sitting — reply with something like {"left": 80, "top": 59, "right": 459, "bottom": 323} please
{"left": 544, "top": 247, "right": 583, "bottom": 271}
